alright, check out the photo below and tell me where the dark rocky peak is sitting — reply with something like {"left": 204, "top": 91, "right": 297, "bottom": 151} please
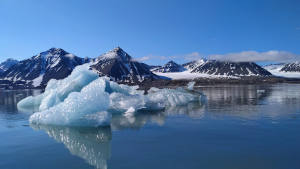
{"left": 98, "top": 47, "right": 132, "bottom": 62}
{"left": 152, "top": 60, "right": 185, "bottom": 73}
{"left": 165, "top": 60, "right": 180, "bottom": 67}
{"left": 45, "top": 48, "right": 68, "bottom": 55}
{"left": 280, "top": 61, "right": 300, "bottom": 72}
{"left": 35, "top": 48, "right": 70, "bottom": 60}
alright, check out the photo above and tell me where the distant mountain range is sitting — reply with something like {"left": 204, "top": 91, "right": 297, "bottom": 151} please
{"left": 263, "top": 62, "right": 300, "bottom": 78}
{"left": 153, "top": 59, "right": 272, "bottom": 78}
{"left": 189, "top": 60, "right": 272, "bottom": 76}
{"left": 264, "top": 62, "right": 300, "bottom": 73}
{"left": 281, "top": 62, "right": 300, "bottom": 72}
{"left": 152, "top": 61, "right": 185, "bottom": 73}
{"left": 0, "top": 48, "right": 88, "bottom": 89}
{"left": 0, "top": 47, "right": 299, "bottom": 89}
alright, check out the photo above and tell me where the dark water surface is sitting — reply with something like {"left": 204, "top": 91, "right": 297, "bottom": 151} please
{"left": 1, "top": 84, "right": 300, "bottom": 169}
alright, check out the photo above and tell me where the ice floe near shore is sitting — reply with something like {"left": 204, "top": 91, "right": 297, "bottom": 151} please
{"left": 17, "top": 64, "right": 203, "bottom": 127}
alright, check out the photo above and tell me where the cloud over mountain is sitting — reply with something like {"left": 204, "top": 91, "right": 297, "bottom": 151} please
{"left": 142, "top": 50, "right": 300, "bottom": 64}
{"left": 209, "top": 50, "right": 300, "bottom": 63}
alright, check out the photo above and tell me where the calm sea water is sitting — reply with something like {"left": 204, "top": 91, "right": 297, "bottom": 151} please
{"left": 1, "top": 84, "right": 300, "bottom": 169}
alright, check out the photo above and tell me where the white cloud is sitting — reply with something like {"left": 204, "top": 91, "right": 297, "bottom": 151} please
{"left": 183, "top": 52, "right": 203, "bottom": 61}
{"left": 140, "top": 50, "right": 300, "bottom": 64}
{"left": 135, "top": 56, "right": 150, "bottom": 62}
{"left": 209, "top": 50, "right": 300, "bottom": 62}
{"left": 140, "top": 52, "right": 204, "bottom": 63}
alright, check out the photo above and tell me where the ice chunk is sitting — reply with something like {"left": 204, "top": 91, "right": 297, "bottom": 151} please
{"left": 18, "top": 64, "right": 204, "bottom": 127}
{"left": 187, "top": 81, "right": 196, "bottom": 90}
{"left": 17, "top": 94, "right": 43, "bottom": 112}
{"left": 17, "top": 63, "right": 99, "bottom": 111}
{"left": 29, "top": 78, "right": 111, "bottom": 126}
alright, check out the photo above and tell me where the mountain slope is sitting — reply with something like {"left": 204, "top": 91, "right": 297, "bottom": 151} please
{"left": 0, "top": 59, "right": 19, "bottom": 73}
{"left": 280, "top": 62, "right": 300, "bottom": 72}
{"left": 90, "top": 47, "right": 158, "bottom": 83}
{"left": 190, "top": 60, "right": 272, "bottom": 76}
{"left": 264, "top": 62, "right": 300, "bottom": 78}
{"left": 152, "top": 60, "right": 185, "bottom": 73}
{"left": 0, "top": 48, "right": 87, "bottom": 88}
{"left": 182, "top": 59, "right": 206, "bottom": 71}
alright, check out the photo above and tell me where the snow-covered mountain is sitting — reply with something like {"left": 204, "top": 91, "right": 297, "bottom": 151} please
{"left": 190, "top": 60, "right": 272, "bottom": 76}
{"left": 183, "top": 59, "right": 206, "bottom": 71}
{"left": 264, "top": 62, "right": 300, "bottom": 78}
{"left": 90, "top": 47, "right": 158, "bottom": 83}
{"left": 153, "top": 59, "right": 272, "bottom": 80}
{"left": 280, "top": 62, "right": 300, "bottom": 72}
{"left": 0, "top": 58, "right": 19, "bottom": 73}
{"left": 0, "top": 48, "right": 88, "bottom": 89}
{"left": 263, "top": 63, "right": 285, "bottom": 71}
{"left": 152, "top": 60, "right": 185, "bottom": 73}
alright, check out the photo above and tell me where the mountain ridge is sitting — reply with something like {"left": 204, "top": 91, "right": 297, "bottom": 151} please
{"left": 90, "top": 47, "right": 159, "bottom": 83}
{"left": 0, "top": 48, "right": 88, "bottom": 89}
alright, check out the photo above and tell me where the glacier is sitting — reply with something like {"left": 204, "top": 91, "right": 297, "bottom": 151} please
{"left": 17, "top": 63, "right": 203, "bottom": 127}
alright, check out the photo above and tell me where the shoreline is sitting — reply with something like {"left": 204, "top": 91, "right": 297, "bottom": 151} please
{"left": 1, "top": 76, "right": 300, "bottom": 90}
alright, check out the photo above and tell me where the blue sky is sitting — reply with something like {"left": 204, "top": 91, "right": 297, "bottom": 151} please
{"left": 0, "top": 0, "right": 300, "bottom": 65}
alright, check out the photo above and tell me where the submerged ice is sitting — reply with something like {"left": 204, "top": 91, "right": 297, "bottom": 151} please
{"left": 17, "top": 63, "right": 203, "bottom": 126}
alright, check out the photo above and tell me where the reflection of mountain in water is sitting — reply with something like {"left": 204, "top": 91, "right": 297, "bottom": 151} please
{"left": 31, "top": 125, "right": 111, "bottom": 169}
{"left": 199, "top": 85, "right": 272, "bottom": 119}
{"left": 0, "top": 90, "right": 42, "bottom": 113}
{"left": 265, "top": 84, "right": 300, "bottom": 104}
{"left": 199, "top": 84, "right": 300, "bottom": 119}
{"left": 201, "top": 85, "right": 271, "bottom": 106}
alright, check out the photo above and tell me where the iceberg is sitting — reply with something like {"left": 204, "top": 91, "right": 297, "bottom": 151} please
{"left": 17, "top": 63, "right": 204, "bottom": 127}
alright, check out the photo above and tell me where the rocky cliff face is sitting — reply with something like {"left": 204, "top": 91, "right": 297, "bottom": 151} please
{"left": 90, "top": 47, "right": 158, "bottom": 83}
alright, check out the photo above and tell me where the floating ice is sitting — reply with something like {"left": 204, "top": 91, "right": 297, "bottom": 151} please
{"left": 18, "top": 63, "right": 203, "bottom": 127}
{"left": 187, "top": 81, "right": 196, "bottom": 90}
{"left": 18, "top": 63, "right": 99, "bottom": 111}
{"left": 29, "top": 78, "right": 111, "bottom": 126}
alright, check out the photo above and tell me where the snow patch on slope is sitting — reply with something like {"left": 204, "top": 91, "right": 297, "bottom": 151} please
{"left": 32, "top": 74, "right": 44, "bottom": 87}
{"left": 154, "top": 71, "right": 239, "bottom": 80}
{"left": 264, "top": 64, "right": 300, "bottom": 78}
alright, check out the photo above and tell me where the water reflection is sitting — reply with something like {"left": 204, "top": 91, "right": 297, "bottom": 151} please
{"left": 199, "top": 84, "right": 300, "bottom": 119}
{"left": 31, "top": 125, "right": 111, "bottom": 169}
{"left": 21, "top": 84, "right": 300, "bottom": 169}
{"left": 111, "top": 102, "right": 205, "bottom": 130}
{"left": 28, "top": 103, "right": 206, "bottom": 169}
{"left": 0, "top": 89, "right": 42, "bottom": 113}
{"left": 200, "top": 85, "right": 272, "bottom": 107}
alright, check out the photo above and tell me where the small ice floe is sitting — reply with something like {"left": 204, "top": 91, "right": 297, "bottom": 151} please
{"left": 187, "top": 81, "right": 196, "bottom": 90}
